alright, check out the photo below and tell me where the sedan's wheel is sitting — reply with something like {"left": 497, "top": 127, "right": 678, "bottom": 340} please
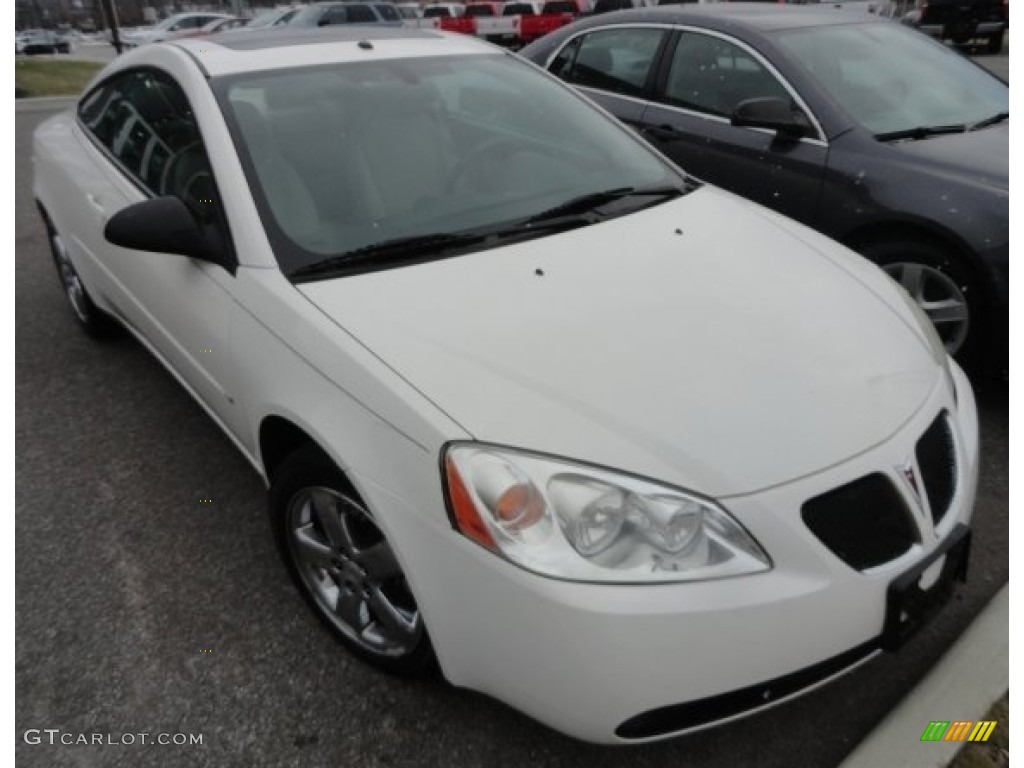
{"left": 43, "top": 213, "right": 117, "bottom": 338}
{"left": 881, "top": 261, "right": 970, "bottom": 354}
{"left": 858, "top": 238, "right": 981, "bottom": 363}
{"left": 270, "top": 445, "right": 436, "bottom": 675}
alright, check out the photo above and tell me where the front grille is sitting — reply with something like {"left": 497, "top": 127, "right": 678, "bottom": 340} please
{"left": 916, "top": 412, "right": 957, "bottom": 525}
{"left": 802, "top": 474, "right": 918, "bottom": 570}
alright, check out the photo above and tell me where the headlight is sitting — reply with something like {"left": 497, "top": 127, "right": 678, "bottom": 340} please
{"left": 443, "top": 444, "right": 770, "bottom": 583}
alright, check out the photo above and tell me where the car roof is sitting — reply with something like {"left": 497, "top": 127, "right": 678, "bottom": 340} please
{"left": 570, "top": 2, "right": 890, "bottom": 32}
{"left": 170, "top": 27, "right": 498, "bottom": 76}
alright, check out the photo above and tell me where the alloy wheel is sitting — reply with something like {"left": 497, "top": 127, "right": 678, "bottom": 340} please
{"left": 285, "top": 487, "right": 422, "bottom": 658}
{"left": 51, "top": 231, "right": 90, "bottom": 323}
{"left": 882, "top": 261, "right": 970, "bottom": 355}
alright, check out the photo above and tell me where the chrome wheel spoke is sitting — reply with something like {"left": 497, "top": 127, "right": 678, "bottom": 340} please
{"left": 923, "top": 297, "right": 968, "bottom": 325}
{"left": 896, "top": 263, "right": 925, "bottom": 299}
{"left": 292, "top": 523, "right": 335, "bottom": 569}
{"left": 334, "top": 589, "right": 366, "bottom": 630}
{"left": 309, "top": 489, "right": 353, "bottom": 555}
{"left": 367, "top": 586, "right": 417, "bottom": 642}
{"left": 356, "top": 541, "right": 401, "bottom": 582}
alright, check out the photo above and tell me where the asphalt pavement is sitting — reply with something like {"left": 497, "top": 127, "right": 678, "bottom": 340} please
{"left": 15, "top": 49, "right": 1009, "bottom": 768}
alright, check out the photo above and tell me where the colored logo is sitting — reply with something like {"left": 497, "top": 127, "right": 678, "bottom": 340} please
{"left": 920, "top": 720, "right": 997, "bottom": 742}
{"left": 900, "top": 459, "right": 922, "bottom": 507}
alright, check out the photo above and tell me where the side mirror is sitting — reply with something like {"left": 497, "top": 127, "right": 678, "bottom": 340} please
{"left": 104, "top": 196, "right": 228, "bottom": 267}
{"left": 731, "top": 97, "right": 813, "bottom": 139}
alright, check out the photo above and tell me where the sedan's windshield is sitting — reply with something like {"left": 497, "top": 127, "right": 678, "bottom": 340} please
{"left": 215, "top": 54, "right": 683, "bottom": 277}
{"left": 775, "top": 23, "right": 1007, "bottom": 137}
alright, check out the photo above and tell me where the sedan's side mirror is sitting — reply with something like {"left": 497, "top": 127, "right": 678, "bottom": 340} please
{"left": 731, "top": 97, "right": 813, "bottom": 139}
{"left": 104, "top": 196, "right": 228, "bottom": 268}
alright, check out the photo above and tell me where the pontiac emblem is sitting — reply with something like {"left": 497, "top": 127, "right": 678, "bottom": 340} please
{"left": 901, "top": 460, "right": 922, "bottom": 506}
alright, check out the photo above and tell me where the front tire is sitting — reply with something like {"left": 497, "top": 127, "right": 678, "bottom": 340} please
{"left": 269, "top": 445, "right": 436, "bottom": 676}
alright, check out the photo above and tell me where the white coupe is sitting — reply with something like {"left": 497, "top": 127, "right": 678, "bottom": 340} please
{"left": 32, "top": 26, "right": 979, "bottom": 743}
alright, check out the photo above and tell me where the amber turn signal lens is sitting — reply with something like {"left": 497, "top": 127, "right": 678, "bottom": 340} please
{"left": 446, "top": 456, "right": 497, "bottom": 550}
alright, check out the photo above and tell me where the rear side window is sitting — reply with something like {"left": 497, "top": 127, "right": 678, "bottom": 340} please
{"left": 555, "top": 27, "right": 665, "bottom": 97}
{"left": 346, "top": 4, "right": 378, "bottom": 22}
{"left": 376, "top": 4, "right": 402, "bottom": 19}
{"left": 424, "top": 6, "right": 453, "bottom": 16}
{"left": 78, "top": 69, "right": 220, "bottom": 226}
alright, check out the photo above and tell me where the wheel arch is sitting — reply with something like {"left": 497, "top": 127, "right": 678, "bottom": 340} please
{"left": 257, "top": 414, "right": 361, "bottom": 500}
{"left": 840, "top": 219, "right": 995, "bottom": 301}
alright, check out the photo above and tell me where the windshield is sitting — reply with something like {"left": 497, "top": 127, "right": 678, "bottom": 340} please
{"left": 775, "top": 23, "right": 1007, "bottom": 137}
{"left": 247, "top": 9, "right": 288, "bottom": 28}
{"left": 216, "top": 54, "right": 682, "bottom": 277}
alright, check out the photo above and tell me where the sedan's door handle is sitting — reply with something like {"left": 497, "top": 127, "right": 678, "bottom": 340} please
{"left": 642, "top": 124, "right": 682, "bottom": 141}
{"left": 86, "top": 194, "right": 107, "bottom": 221}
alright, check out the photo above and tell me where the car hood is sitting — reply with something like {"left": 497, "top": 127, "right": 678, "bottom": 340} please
{"left": 298, "top": 187, "right": 938, "bottom": 498}
{"left": 889, "top": 123, "right": 1008, "bottom": 190}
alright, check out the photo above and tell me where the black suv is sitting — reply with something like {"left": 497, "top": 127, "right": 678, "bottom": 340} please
{"left": 902, "top": 0, "right": 1006, "bottom": 52}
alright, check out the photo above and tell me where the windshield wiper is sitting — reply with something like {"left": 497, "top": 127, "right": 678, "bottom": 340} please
{"left": 968, "top": 111, "right": 1008, "bottom": 131}
{"left": 290, "top": 215, "right": 597, "bottom": 281}
{"left": 524, "top": 184, "right": 687, "bottom": 224}
{"left": 291, "top": 232, "right": 490, "bottom": 280}
{"left": 290, "top": 184, "right": 692, "bottom": 281}
{"left": 874, "top": 124, "right": 967, "bottom": 142}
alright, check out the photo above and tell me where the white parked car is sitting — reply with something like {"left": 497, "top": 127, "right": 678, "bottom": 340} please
{"left": 32, "top": 27, "right": 978, "bottom": 744}
{"left": 121, "top": 12, "right": 233, "bottom": 47}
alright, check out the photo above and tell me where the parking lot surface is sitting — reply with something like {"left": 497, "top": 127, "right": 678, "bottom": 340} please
{"left": 15, "top": 48, "right": 1008, "bottom": 768}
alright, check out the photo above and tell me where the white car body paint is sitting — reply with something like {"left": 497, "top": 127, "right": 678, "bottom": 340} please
{"left": 32, "top": 31, "right": 979, "bottom": 744}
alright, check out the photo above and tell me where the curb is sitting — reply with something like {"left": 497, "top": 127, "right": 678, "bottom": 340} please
{"left": 838, "top": 584, "right": 1008, "bottom": 768}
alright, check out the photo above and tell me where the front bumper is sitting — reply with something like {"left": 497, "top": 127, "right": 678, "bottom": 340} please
{"left": 356, "top": 362, "right": 979, "bottom": 743}
{"left": 919, "top": 21, "right": 1005, "bottom": 35}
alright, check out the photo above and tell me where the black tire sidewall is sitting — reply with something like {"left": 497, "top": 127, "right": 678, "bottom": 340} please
{"left": 268, "top": 445, "right": 436, "bottom": 676}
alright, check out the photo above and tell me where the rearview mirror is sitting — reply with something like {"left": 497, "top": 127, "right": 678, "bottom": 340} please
{"left": 731, "top": 97, "right": 813, "bottom": 139}
{"left": 104, "top": 196, "right": 228, "bottom": 268}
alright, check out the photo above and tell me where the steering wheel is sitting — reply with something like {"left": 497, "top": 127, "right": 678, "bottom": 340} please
{"left": 446, "top": 136, "right": 553, "bottom": 195}
{"left": 161, "top": 142, "right": 215, "bottom": 215}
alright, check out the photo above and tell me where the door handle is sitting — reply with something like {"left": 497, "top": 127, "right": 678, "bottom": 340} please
{"left": 86, "top": 194, "right": 107, "bottom": 222}
{"left": 643, "top": 124, "right": 681, "bottom": 141}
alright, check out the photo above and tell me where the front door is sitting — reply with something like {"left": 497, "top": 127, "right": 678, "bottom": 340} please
{"left": 640, "top": 29, "right": 828, "bottom": 228}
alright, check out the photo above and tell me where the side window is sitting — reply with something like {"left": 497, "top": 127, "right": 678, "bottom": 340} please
{"left": 320, "top": 6, "right": 349, "bottom": 24}
{"left": 663, "top": 33, "right": 792, "bottom": 118}
{"left": 376, "top": 4, "right": 402, "bottom": 20}
{"left": 79, "top": 69, "right": 219, "bottom": 225}
{"left": 346, "top": 5, "right": 378, "bottom": 22}
{"left": 559, "top": 28, "right": 665, "bottom": 98}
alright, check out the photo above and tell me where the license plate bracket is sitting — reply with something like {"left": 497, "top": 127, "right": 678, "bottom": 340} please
{"left": 881, "top": 524, "right": 970, "bottom": 651}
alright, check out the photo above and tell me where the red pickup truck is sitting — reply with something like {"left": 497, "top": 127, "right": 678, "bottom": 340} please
{"left": 518, "top": 0, "right": 590, "bottom": 43}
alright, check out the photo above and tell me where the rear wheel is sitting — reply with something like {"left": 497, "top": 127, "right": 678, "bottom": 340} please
{"left": 42, "top": 212, "right": 118, "bottom": 338}
{"left": 269, "top": 445, "right": 436, "bottom": 675}
{"left": 857, "top": 238, "right": 980, "bottom": 364}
